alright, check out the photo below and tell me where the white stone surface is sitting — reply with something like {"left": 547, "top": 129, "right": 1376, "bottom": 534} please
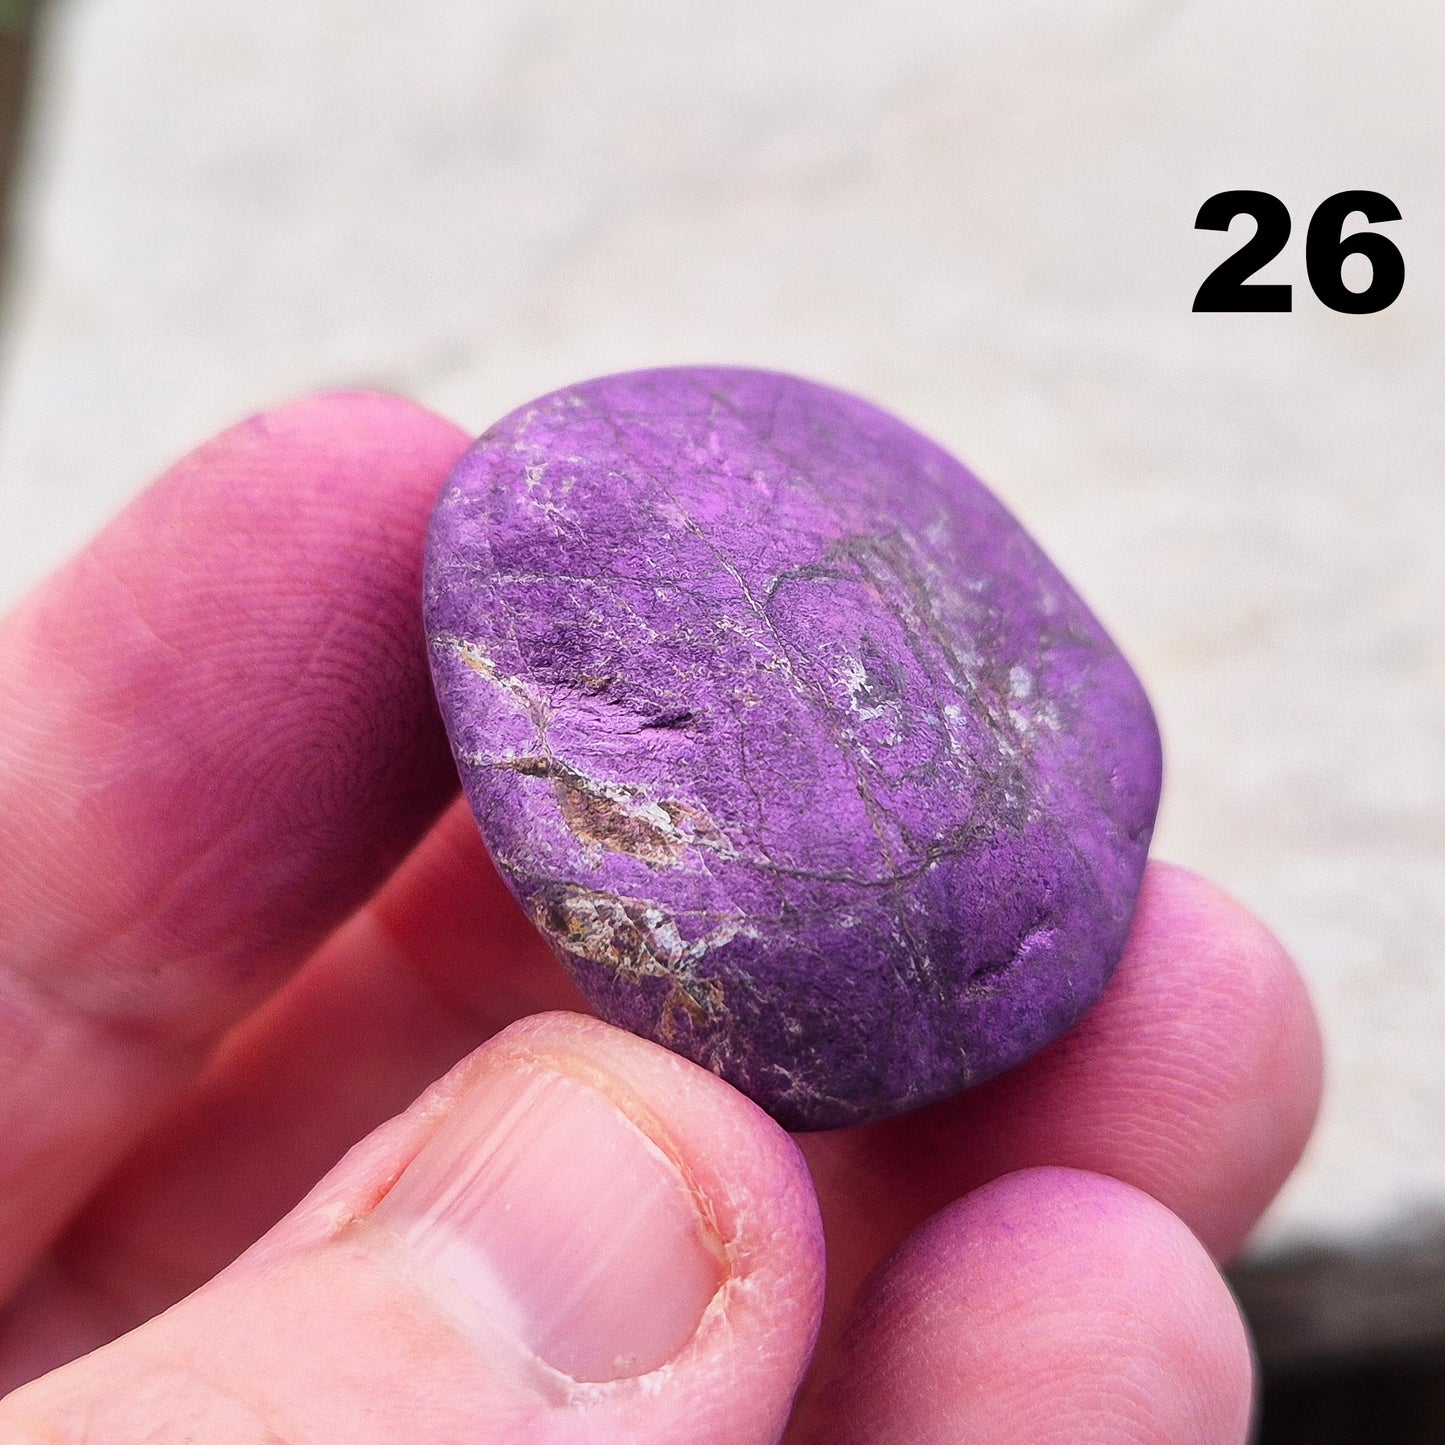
{"left": 1, "top": 0, "right": 1441, "bottom": 1252}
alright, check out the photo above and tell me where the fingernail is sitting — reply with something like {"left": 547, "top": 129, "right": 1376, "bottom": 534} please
{"left": 370, "top": 1061, "right": 727, "bottom": 1383}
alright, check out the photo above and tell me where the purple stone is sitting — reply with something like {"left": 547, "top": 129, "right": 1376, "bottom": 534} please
{"left": 423, "top": 367, "right": 1162, "bottom": 1129}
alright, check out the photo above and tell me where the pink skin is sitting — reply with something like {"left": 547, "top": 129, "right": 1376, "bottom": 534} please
{"left": 0, "top": 393, "right": 469, "bottom": 1302}
{"left": 797, "top": 1168, "right": 1255, "bottom": 1444}
{"left": 0, "top": 396, "right": 1323, "bottom": 1440}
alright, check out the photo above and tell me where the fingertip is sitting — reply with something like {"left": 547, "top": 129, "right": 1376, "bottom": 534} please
{"left": 1070, "top": 860, "right": 1325, "bottom": 1255}
{"left": 804, "top": 1167, "right": 1254, "bottom": 1445}
{"left": 0, "top": 390, "right": 474, "bottom": 1019}
{"left": 1147, "top": 862, "right": 1325, "bottom": 1109}
{"left": 0, "top": 388, "right": 482, "bottom": 1295}
{"left": 230, "top": 388, "right": 471, "bottom": 464}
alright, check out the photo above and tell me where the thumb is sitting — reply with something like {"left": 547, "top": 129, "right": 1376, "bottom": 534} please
{"left": 0, "top": 1013, "right": 825, "bottom": 1443}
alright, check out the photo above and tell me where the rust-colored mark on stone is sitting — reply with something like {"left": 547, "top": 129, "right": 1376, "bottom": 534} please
{"left": 499, "top": 755, "right": 733, "bottom": 868}
{"left": 530, "top": 880, "right": 741, "bottom": 1030}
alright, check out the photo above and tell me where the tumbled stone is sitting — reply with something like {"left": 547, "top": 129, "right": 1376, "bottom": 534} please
{"left": 423, "top": 367, "right": 1162, "bottom": 1129}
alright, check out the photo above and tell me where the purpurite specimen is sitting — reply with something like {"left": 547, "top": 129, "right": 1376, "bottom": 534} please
{"left": 424, "top": 367, "right": 1162, "bottom": 1129}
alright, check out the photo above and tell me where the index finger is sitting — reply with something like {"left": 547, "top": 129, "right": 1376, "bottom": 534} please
{"left": 0, "top": 392, "right": 468, "bottom": 1299}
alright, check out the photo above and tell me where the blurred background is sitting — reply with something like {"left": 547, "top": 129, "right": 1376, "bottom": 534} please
{"left": 0, "top": 1, "right": 1440, "bottom": 1437}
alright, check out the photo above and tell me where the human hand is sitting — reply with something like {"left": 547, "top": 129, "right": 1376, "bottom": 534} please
{"left": 0, "top": 394, "right": 1322, "bottom": 1442}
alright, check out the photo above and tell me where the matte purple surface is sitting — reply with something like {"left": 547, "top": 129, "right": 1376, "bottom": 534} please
{"left": 424, "top": 368, "right": 1161, "bottom": 1128}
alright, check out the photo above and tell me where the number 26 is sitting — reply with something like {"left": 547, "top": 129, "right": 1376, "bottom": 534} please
{"left": 1192, "top": 190, "right": 1404, "bottom": 314}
